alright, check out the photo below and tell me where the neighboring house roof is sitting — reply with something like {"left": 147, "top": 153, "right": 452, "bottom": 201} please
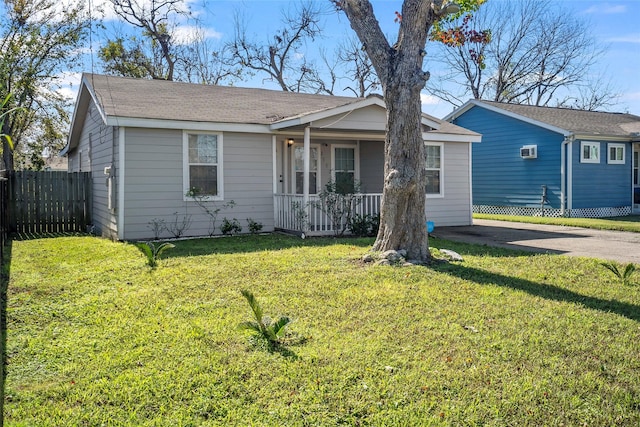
{"left": 64, "top": 73, "right": 480, "bottom": 154}
{"left": 445, "top": 99, "right": 640, "bottom": 140}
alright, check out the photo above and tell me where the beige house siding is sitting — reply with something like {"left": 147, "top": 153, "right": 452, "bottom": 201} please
{"left": 121, "top": 128, "right": 274, "bottom": 240}
{"left": 425, "top": 142, "right": 473, "bottom": 227}
{"left": 72, "top": 102, "right": 118, "bottom": 238}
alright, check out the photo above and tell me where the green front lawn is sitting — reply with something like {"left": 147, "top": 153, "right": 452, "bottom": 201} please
{"left": 4, "top": 234, "right": 640, "bottom": 426}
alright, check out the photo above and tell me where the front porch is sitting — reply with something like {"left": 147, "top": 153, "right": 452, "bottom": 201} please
{"left": 274, "top": 193, "right": 382, "bottom": 236}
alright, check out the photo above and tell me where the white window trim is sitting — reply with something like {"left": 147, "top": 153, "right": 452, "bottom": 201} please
{"left": 330, "top": 143, "right": 360, "bottom": 185}
{"left": 580, "top": 141, "right": 600, "bottom": 164}
{"left": 425, "top": 142, "right": 444, "bottom": 199}
{"left": 291, "top": 143, "right": 321, "bottom": 194}
{"left": 607, "top": 143, "right": 625, "bottom": 165}
{"left": 183, "top": 130, "right": 224, "bottom": 201}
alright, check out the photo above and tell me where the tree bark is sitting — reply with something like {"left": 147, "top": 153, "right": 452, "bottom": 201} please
{"left": 372, "top": 79, "right": 428, "bottom": 260}
{"left": 341, "top": 0, "right": 440, "bottom": 261}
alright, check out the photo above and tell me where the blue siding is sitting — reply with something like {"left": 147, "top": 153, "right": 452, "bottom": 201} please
{"left": 453, "top": 107, "right": 564, "bottom": 208}
{"left": 571, "top": 140, "right": 632, "bottom": 208}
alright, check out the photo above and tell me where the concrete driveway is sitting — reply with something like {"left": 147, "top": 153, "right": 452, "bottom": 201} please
{"left": 433, "top": 219, "right": 640, "bottom": 264}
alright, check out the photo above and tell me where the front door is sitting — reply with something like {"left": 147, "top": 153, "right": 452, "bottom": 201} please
{"left": 292, "top": 144, "right": 320, "bottom": 194}
{"left": 634, "top": 144, "right": 639, "bottom": 213}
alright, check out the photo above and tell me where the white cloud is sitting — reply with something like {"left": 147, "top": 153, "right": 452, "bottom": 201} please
{"left": 420, "top": 93, "right": 440, "bottom": 105}
{"left": 584, "top": 3, "right": 626, "bottom": 14}
{"left": 52, "top": 72, "right": 82, "bottom": 101}
{"left": 173, "top": 25, "right": 223, "bottom": 44}
{"left": 606, "top": 33, "right": 640, "bottom": 44}
{"left": 95, "top": 0, "right": 196, "bottom": 22}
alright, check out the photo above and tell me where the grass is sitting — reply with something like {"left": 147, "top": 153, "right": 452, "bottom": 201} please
{"left": 3, "top": 233, "right": 640, "bottom": 426}
{"left": 474, "top": 213, "right": 640, "bottom": 233}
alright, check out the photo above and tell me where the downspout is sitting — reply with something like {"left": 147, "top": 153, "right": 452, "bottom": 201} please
{"left": 561, "top": 135, "right": 574, "bottom": 216}
{"left": 468, "top": 142, "right": 474, "bottom": 225}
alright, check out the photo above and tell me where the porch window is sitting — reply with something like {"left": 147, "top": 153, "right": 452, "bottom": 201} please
{"left": 184, "top": 132, "right": 223, "bottom": 199}
{"left": 425, "top": 143, "right": 442, "bottom": 196}
{"left": 293, "top": 145, "right": 319, "bottom": 194}
{"left": 607, "top": 143, "right": 625, "bottom": 164}
{"left": 580, "top": 141, "right": 600, "bottom": 164}
{"left": 334, "top": 147, "right": 356, "bottom": 193}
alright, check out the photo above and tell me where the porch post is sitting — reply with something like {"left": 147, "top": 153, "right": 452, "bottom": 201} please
{"left": 303, "top": 126, "right": 311, "bottom": 207}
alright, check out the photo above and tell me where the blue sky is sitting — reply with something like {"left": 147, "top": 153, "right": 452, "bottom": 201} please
{"left": 76, "top": 0, "right": 640, "bottom": 118}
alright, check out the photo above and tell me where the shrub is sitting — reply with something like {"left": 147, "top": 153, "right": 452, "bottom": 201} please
{"left": 348, "top": 213, "right": 379, "bottom": 237}
{"left": 167, "top": 212, "right": 191, "bottom": 238}
{"left": 313, "top": 180, "right": 362, "bottom": 237}
{"left": 186, "top": 188, "right": 235, "bottom": 236}
{"left": 221, "top": 218, "right": 242, "bottom": 235}
{"left": 247, "top": 218, "right": 263, "bottom": 234}
{"left": 146, "top": 218, "right": 166, "bottom": 240}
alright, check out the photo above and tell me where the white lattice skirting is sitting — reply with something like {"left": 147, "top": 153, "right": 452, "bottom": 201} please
{"left": 474, "top": 205, "right": 632, "bottom": 218}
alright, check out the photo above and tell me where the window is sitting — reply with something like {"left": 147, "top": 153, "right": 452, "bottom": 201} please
{"left": 184, "top": 132, "right": 222, "bottom": 199}
{"left": 580, "top": 141, "right": 600, "bottom": 163}
{"left": 425, "top": 143, "right": 442, "bottom": 196}
{"left": 333, "top": 146, "right": 357, "bottom": 193}
{"left": 293, "top": 145, "right": 320, "bottom": 194}
{"left": 607, "top": 143, "right": 625, "bottom": 164}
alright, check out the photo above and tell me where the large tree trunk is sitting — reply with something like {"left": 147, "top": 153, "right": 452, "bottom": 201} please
{"left": 341, "top": 0, "right": 447, "bottom": 262}
{"left": 371, "top": 67, "right": 428, "bottom": 260}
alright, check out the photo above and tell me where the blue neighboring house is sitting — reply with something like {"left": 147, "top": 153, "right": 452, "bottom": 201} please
{"left": 445, "top": 100, "right": 640, "bottom": 217}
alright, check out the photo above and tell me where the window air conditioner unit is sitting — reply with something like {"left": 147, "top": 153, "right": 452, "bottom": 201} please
{"left": 520, "top": 145, "right": 537, "bottom": 159}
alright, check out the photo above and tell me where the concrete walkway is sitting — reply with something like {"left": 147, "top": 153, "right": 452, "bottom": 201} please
{"left": 433, "top": 219, "right": 640, "bottom": 264}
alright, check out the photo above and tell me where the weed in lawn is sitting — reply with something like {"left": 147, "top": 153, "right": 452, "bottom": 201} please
{"left": 134, "top": 241, "right": 175, "bottom": 268}
{"left": 239, "top": 289, "right": 290, "bottom": 350}
{"left": 601, "top": 262, "right": 637, "bottom": 286}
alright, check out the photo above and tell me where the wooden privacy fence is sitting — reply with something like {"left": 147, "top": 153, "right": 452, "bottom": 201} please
{"left": 7, "top": 171, "right": 92, "bottom": 234}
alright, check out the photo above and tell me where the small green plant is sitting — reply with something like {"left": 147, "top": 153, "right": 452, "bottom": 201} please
{"left": 247, "top": 218, "right": 263, "bottom": 234}
{"left": 221, "top": 217, "right": 242, "bottom": 235}
{"left": 239, "top": 289, "right": 290, "bottom": 348}
{"left": 348, "top": 213, "right": 380, "bottom": 237}
{"left": 601, "top": 262, "right": 637, "bottom": 286}
{"left": 135, "top": 241, "right": 175, "bottom": 268}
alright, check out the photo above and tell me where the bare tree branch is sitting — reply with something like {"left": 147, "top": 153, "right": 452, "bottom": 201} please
{"left": 229, "top": 1, "right": 330, "bottom": 93}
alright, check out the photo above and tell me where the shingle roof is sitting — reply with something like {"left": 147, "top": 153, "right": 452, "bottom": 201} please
{"left": 84, "top": 73, "right": 362, "bottom": 125}
{"left": 479, "top": 100, "right": 640, "bottom": 137}
{"left": 70, "top": 74, "right": 479, "bottom": 146}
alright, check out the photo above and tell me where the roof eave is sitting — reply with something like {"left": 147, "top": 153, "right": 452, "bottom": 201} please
{"left": 60, "top": 74, "right": 108, "bottom": 156}
{"left": 444, "top": 99, "right": 574, "bottom": 137}
{"left": 270, "top": 96, "right": 385, "bottom": 130}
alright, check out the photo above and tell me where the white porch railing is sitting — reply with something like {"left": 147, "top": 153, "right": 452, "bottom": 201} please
{"left": 274, "top": 193, "right": 382, "bottom": 236}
